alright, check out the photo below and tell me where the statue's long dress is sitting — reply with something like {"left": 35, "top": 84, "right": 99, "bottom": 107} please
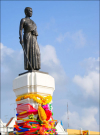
{"left": 23, "top": 19, "right": 41, "bottom": 70}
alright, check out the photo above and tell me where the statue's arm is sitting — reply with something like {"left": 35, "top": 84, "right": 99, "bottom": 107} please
{"left": 19, "top": 19, "right": 25, "bottom": 45}
{"left": 34, "top": 25, "right": 38, "bottom": 40}
{"left": 34, "top": 23, "right": 38, "bottom": 36}
{"left": 35, "top": 28, "right": 38, "bottom": 36}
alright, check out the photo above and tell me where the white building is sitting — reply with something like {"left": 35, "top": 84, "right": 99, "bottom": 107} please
{"left": 0, "top": 119, "right": 7, "bottom": 135}
{"left": 0, "top": 117, "right": 16, "bottom": 135}
{"left": 55, "top": 121, "right": 68, "bottom": 135}
{"left": 6, "top": 117, "right": 16, "bottom": 133}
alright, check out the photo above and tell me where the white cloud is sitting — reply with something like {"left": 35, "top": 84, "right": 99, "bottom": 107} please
{"left": 71, "top": 30, "right": 86, "bottom": 47}
{"left": 1, "top": 43, "right": 23, "bottom": 74}
{"left": 56, "top": 32, "right": 70, "bottom": 43}
{"left": 1, "top": 43, "right": 14, "bottom": 61}
{"left": 40, "top": 45, "right": 59, "bottom": 66}
{"left": 40, "top": 44, "right": 68, "bottom": 87}
{"left": 73, "top": 71, "right": 99, "bottom": 97}
{"left": 73, "top": 57, "right": 99, "bottom": 98}
{"left": 56, "top": 30, "right": 86, "bottom": 47}
{"left": 81, "top": 57, "right": 99, "bottom": 73}
{"left": 1, "top": 43, "right": 24, "bottom": 122}
{"left": 62, "top": 107, "right": 99, "bottom": 131}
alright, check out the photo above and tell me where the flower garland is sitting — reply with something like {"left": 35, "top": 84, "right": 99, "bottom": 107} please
{"left": 14, "top": 93, "right": 58, "bottom": 134}
{"left": 16, "top": 93, "right": 52, "bottom": 105}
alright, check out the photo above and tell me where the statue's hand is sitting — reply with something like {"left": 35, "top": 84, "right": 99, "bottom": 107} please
{"left": 20, "top": 38, "right": 23, "bottom": 45}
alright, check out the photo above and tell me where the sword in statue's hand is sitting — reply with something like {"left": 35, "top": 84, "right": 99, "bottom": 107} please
{"left": 19, "top": 38, "right": 33, "bottom": 70}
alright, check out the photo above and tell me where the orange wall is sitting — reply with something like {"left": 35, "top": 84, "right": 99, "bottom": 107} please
{"left": 67, "top": 129, "right": 81, "bottom": 135}
{"left": 67, "top": 129, "right": 100, "bottom": 135}
{"left": 90, "top": 131, "right": 100, "bottom": 135}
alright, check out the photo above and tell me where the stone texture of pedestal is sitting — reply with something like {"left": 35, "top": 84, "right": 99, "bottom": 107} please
{"left": 13, "top": 72, "right": 55, "bottom": 97}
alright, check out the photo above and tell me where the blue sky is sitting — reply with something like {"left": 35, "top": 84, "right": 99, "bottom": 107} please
{"left": 1, "top": 1, "right": 99, "bottom": 131}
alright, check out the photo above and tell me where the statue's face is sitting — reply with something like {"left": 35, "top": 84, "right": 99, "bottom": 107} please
{"left": 27, "top": 8, "right": 32, "bottom": 17}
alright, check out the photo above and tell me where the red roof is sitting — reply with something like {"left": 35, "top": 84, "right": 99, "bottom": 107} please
{"left": 6, "top": 117, "right": 14, "bottom": 127}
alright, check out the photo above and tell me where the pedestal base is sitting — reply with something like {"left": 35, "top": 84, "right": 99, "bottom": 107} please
{"left": 13, "top": 71, "right": 55, "bottom": 97}
{"left": 13, "top": 71, "right": 57, "bottom": 134}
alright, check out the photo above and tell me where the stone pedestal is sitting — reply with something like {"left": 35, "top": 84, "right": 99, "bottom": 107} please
{"left": 13, "top": 71, "right": 66, "bottom": 134}
{"left": 13, "top": 71, "right": 55, "bottom": 97}
{"left": 13, "top": 71, "right": 55, "bottom": 120}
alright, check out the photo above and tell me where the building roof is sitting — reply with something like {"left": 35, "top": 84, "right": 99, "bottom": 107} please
{"left": 6, "top": 117, "right": 14, "bottom": 127}
{"left": 55, "top": 121, "right": 68, "bottom": 135}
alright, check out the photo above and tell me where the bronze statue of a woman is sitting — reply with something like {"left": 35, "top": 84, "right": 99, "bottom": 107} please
{"left": 19, "top": 7, "right": 41, "bottom": 70}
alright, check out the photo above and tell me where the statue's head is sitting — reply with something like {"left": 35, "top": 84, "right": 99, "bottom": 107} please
{"left": 24, "top": 7, "right": 32, "bottom": 17}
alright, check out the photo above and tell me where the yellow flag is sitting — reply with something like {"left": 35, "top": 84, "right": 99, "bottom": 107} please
{"left": 82, "top": 130, "right": 89, "bottom": 135}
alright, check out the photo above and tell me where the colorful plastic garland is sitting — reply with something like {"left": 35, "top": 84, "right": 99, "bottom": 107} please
{"left": 14, "top": 93, "right": 58, "bottom": 135}
{"left": 14, "top": 119, "right": 58, "bottom": 135}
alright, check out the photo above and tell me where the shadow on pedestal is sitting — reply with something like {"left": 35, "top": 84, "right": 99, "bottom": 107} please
{"left": 19, "top": 70, "right": 48, "bottom": 76}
